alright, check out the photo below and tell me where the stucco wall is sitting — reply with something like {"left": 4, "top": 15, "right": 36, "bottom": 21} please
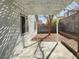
{"left": 24, "top": 15, "right": 37, "bottom": 46}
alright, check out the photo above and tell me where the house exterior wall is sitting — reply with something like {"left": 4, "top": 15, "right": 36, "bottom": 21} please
{"left": 0, "top": 0, "right": 24, "bottom": 59}
{"left": 24, "top": 15, "right": 37, "bottom": 46}
{"left": 28, "top": 15, "right": 37, "bottom": 41}
{"left": 13, "top": 15, "right": 37, "bottom": 59}
{"left": 0, "top": 0, "right": 37, "bottom": 59}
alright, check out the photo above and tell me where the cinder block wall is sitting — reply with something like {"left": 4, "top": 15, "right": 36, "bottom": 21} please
{"left": 0, "top": 0, "right": 23, "bottom": 59}
{"left": 0, "top": 0, "right": 37, "bottom": 59}
{"left": 60, "top": 12, "right": 79, "bottom": 33}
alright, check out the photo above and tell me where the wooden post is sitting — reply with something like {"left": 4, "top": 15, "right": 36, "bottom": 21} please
{"left": 48, "top": 15, "right": 53, "bottom": 35}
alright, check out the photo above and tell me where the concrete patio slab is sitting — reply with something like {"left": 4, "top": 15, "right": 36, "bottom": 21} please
{"left": 14, "top": 42, "right": 77, "bottom": 59}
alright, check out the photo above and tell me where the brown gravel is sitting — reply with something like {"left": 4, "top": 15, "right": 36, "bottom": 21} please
{"left": 32, "top": 33, "right": 57, "bottom": 42}
{"left": 32, "top": 32, "right": 78, "bottom": 52}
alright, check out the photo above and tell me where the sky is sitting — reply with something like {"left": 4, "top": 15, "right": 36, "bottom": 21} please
{"left": 59, "top": 1, "right": 79, "bottom": 16}
{"left": 38, "top": 15, "right": 48, "bottom": 24}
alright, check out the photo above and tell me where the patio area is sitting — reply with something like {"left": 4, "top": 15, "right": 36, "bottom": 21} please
{"left": 14, "top": 33, "right": 77, "bottom": 59}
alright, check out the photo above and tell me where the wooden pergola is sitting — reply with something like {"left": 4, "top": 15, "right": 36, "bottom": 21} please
{"left": 13, "top": 0, "right": 76, "bottom": 15}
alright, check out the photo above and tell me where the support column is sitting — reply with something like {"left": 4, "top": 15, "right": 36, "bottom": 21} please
{"left": 35, "top": 15, "right": 40, "bottom": 33}
{"left": 77, "top": 12, "right": 79, "bottom": 59}
{"left": 48, "top": 15, "right": 53, "bottom": 35}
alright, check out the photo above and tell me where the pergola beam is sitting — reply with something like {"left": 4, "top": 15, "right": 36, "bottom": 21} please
{"left": 13, "top": 0, "right": 73, "bottom": 15}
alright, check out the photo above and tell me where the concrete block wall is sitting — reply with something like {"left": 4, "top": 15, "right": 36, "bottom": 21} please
{"left": 13, "top": 15, "right": 37, "bottom": 58}
{"left": 60, "top": 12, "right": 79, "bottom": 33}
{"left": 0, "top": 0, "right": 37, "bottom": 59}
{"left": 0, "top": 0, "right": 23, "bottom": 59}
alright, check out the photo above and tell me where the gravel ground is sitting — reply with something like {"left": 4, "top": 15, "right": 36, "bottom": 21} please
{"left": 32, "top": 33, "right": 78, "bottom": 52}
